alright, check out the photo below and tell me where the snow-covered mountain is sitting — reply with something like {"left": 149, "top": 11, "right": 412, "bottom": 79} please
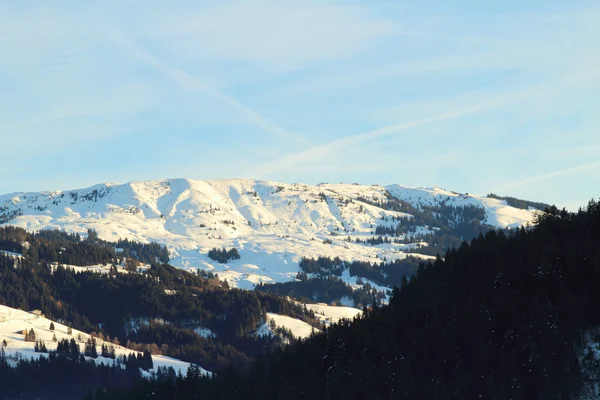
{"left": 0, "top": 178, "right": 539, "bottom": 289}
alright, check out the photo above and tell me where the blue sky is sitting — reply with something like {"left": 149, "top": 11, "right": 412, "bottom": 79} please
{"left": 1, "top": 0, "right": 598, "bottom": 210}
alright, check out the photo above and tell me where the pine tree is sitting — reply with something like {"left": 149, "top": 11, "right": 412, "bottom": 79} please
{"left": 108, "top": 344, "right": 116, "bottom": 359}
{"left": 0, "top": 345, "right": 5, "bottom": 367}
{"left": 142, "top": 350, "right": 153, "bottom": 371}
{"left": 35, "top": 340, "right": 47, "bottom": 353}
{"left": 69, "top": 338, "right": 79, "bottom": 359}
{"left": 25, "top": 328, "right": 36, "bottom": 342}
{"left": 85, "top": 338, "right": 98, "bottom": 358}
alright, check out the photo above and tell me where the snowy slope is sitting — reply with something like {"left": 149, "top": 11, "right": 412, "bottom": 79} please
{"left": 258, "top": 303, "right": 362, "bottom": 340}
{"left": 384, "top": 185, "right": 535, "bottom": 229}
{"left": 0, "top": 178, "right": 539, "bottom": 289}
{"left": 265, "top": 313, "right": 318, "bottom": 340}
{"left": 304, "top": 303, "right": 362, "bottom": 326}
{"left": 0, "top": 304, "right": 208, "bottom": 376}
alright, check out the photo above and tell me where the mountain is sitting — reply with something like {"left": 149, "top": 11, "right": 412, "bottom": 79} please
{"left": 88, "top": 200, "right": 600, "bottom": 400}
{"left": 0, "top": 224, "right": 360, "bottom": 399}
{"left": 0, "top": 178, "right": 542, "bottom": 292}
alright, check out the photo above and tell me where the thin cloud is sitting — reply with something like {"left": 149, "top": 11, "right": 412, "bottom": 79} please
{"left": 148, "top": 1, "right": 399, "bottom": 72}
{"left": 490, "top": 161, "right": 600, "bottom": 193}
{"left": 107, "top": 29, "right": 309, "bottom": 145}
{"left": 252, "top": 55, "right": 600, "bottom": 179}
{"left": 251, "top": 100, "right": 504, "bottom": 177}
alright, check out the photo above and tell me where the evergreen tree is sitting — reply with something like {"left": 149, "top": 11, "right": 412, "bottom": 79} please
{"left": 0, "top": 345, "right": 5, "bottom": 367}
{"left": 142, "top": 350, "right": 153, "bottom": 371}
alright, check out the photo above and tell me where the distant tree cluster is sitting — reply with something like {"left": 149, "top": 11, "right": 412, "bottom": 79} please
{"left": 207, "top": 247, "right": 240, "bottom": 263}
{"left": 24, "top": 328, "right": 36, "bottom": 342}
{"left": 84, "top": 337, "right": 99, "bottom": 358}
{"left": 116, "top": 238, "right": 169, "bottom": 264}
{"left": 0, "top": 226, "right": 169, "bottom": 266}
{"left": 257, "top": 274, "right": 386, "bottom": 308}
{"left": 56, "top": 338, "right": 81, "bottom": 359}
{"left": 297, "top": 255, "right": 421, "bottom": 288}
{"left": 34, "top": 340, "right": 47, "bottom": 353}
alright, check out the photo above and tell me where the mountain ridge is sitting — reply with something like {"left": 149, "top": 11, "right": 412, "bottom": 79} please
{"left": 0, "top": 178, "right": 542, "bottom": 290}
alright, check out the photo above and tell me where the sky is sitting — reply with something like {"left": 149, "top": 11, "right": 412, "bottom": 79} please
{"left": 1, "top": 0, "right": 598, "bottom": 210}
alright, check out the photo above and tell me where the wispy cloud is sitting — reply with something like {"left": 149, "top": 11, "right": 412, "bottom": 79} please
{"left": 0, "top": 1, "right": 598, "bottom": 206}
{"left": 252, "top": 57, "right": 599, "bottom": 178}
{"left": 250, "top": 100, "right": 505, "bottom": 177}
{"left": 489, "top": 161, "right": 600, "bottom": 193}
{"left": 270, "top": 4, "right": 600, "bottom": 96}
{"left": 106, "top": 29, "right": 309, "bottom": 145}
{"left": 144, "top": 1, "right": 400, "bottom": 72}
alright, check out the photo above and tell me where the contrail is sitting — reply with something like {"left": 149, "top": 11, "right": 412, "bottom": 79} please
{"left": 107, "top": 30, "right": 309, "bottom": 145}
{"left": 250, "top": 61, "right": 599, "bottom": 178}
{"left": 251, "top": 100, "right": 505, "bottom": 176}
{"left": 490, "top": 161, "right": 600, "bottom": 192}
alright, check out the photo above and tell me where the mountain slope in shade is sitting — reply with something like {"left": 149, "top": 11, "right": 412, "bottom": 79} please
{"left": 0, "top": 178, "right": 539, "bottom": 289}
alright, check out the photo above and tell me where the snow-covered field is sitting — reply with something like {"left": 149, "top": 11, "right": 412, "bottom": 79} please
{"left": 304, "top": 303, "right": 363, "bottom": 326}
{"left": 0, "top": 304, "right": 208, "bottom": 376}
{"left": 257, "top": 302, "right": 363, "bottom": 340}
{"left": 264, "top": 313, "right": 319, "bottom": 340}
{"left": 0, "top": 178, "right": 538, "bottom": 289}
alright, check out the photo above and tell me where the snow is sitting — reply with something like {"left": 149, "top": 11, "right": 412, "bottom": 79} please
{"left": 0, "top": 250, "right": 23, "bottom": 259}
{"left": 263, "top": 302, "right": 361, "bottom": 338}
{"left": 303, "top": 303, "right": 362, "bottom": 326}
{"left": 254, "top": 322, "right": 276, "bottom": 338}
{"left": 0, "top": 178, "right": 537, "bottom": 290}
{"left": 266, "top": 313, "right": 318, "bottom": 340}
{"left": 46, "top": 261, "right": 150, "bottom": 275}
{"left": 339, "top": 269, "right": 394, "bottom": 299}
{"left": 0, "top": 304, "right": 210, "bottom": 376}
{"left": 194, "top": 327, "right": 216, "bottom": 339}
{"left": 50, "top": 262, "right": 113, "bottom": 274}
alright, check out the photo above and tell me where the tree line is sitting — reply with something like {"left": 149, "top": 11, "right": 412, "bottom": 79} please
{"left": 89, "top": 200, "right": 600, "bottom": 399}
{"left": 0, "top": 229, "right": 320, "bottom": 375}
{"left": 0, "top": 226, "right": 169, "bottom": 266}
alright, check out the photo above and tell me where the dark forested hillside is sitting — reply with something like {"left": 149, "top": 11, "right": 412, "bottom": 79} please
{"left": 0, "top": 227, "right": 320, "bottom": 375}
{"left": 0, "top": 226, "right": 169, "bottom": 266}
{"left": 89, "top": 200, "right": 600, "bottom": 400}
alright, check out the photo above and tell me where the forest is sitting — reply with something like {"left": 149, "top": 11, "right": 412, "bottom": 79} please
{"left": 0, "top": 226, "right": 321, "bottom": 377}
{"left": 0, "top": 351, "right": 145, "bottom": 400}
{"left": 0, "top": 226, "right": 169, "bottom": 266}
{"left": 88, "top": 200, "right": 600, "bottom": 399}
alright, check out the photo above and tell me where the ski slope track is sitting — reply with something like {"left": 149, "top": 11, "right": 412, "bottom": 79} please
{"left": 0, "top": 178, "right": 538, "bottom": 289}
